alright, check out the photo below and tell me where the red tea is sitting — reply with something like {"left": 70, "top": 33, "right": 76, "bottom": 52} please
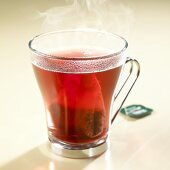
{"left": 33, "top": 49, "right": 122, "bottom": 145}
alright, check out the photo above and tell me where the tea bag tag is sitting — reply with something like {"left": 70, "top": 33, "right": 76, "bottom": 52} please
{"left": 120, "top": 105, "right": 153, "bottom": 118}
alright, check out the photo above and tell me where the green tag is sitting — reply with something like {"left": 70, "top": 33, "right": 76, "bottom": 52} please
{"left": 120, "top": 105, "right": 153, "bottom": 118}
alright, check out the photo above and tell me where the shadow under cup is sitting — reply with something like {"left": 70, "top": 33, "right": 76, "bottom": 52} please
{"left": 29, "top": 30, "right": 129, "bottom": 158}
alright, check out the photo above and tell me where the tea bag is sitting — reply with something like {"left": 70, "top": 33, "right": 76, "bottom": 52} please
{"left": 48, "top": 73, "right": 106, "bottom": 139}
{"left": 76, "top": 74, "right": 106, "bottom": 138}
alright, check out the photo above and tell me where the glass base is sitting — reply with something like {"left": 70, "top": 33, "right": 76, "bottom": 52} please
{"left": 50, "top": 141, "right": 108, "bottom": 159}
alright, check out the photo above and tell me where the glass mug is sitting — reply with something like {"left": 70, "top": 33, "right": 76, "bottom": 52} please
{"left": 29, "top": 30, "right": 140, "bottom": 158}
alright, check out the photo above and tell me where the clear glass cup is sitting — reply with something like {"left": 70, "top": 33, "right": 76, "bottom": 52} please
{"left": 29, "top": 29, "right": 140, "bottom": 158}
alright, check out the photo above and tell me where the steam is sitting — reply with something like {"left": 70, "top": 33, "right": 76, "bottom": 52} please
{"left": 40, "top": 0, "right": 134, "bottom": 38}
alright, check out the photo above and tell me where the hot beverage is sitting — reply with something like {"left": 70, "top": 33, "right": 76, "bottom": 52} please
{"left": 33, "top": 49, "right": 122, "bottom": 145}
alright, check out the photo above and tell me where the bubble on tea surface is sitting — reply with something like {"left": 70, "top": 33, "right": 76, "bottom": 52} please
{"left": 32, "top": 48, "right": 125, "bottom": 74}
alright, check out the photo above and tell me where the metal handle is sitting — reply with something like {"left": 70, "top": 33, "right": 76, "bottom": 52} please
{"left": 111, "top": 58, "right": 140, "bottom": 124}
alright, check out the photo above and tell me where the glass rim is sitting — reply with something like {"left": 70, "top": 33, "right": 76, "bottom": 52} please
{"left": 28, "top": 29, "right": 128, "bottom": 61}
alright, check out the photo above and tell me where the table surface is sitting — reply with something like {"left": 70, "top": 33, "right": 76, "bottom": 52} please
{"left": 0, "top": 0, "right": 170, "bottom": 169}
